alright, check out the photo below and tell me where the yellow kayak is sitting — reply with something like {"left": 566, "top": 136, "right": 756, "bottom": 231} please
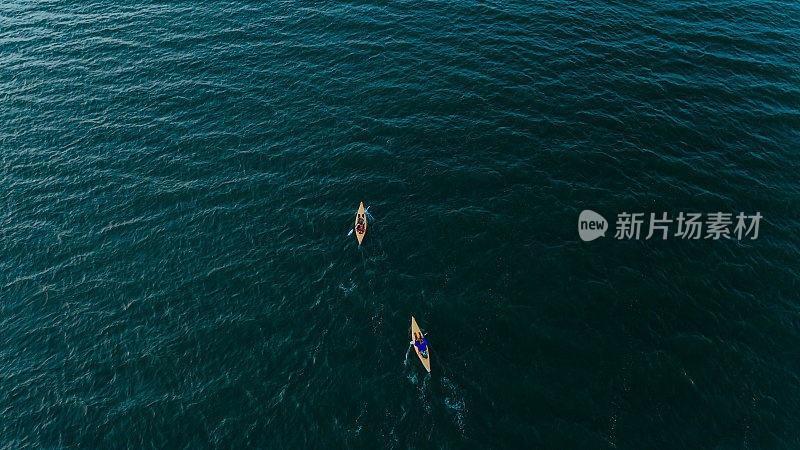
{"left": 411, "top": 316, "right": 431, "bottom": 372}
{"left": 354, "top": 202, "right": 367, "bottom": 245}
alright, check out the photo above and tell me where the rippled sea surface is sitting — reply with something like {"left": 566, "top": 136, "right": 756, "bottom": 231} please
{"left": 2, "top": 0, "right": 799, "bottom": 447}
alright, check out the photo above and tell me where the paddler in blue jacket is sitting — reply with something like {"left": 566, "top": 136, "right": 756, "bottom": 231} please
{"left": 411, "top": 332, "right": 428, "bottom": 359}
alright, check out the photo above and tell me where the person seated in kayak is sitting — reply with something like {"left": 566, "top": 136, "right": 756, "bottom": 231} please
{"left": 413, "top": 333, "right": 428, "bottom": 359}
{"left": 355, "top": 217, "right": 366, "bottom": 233}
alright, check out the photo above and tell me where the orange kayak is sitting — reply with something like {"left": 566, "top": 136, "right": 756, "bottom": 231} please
{"left": 354, "top": 202, "right": 367, "bottom": 245}
{"left": 411, "top": 316, "right": 431, "bottom": 372}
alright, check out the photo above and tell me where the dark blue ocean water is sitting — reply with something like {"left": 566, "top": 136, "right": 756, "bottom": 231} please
{"left": 1, "top": 0, "right": 799, "bottom": 447}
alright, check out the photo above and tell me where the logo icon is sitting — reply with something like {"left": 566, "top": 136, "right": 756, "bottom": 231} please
{"left": 579, "top": 210, "right": 607, "bottom": 241}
